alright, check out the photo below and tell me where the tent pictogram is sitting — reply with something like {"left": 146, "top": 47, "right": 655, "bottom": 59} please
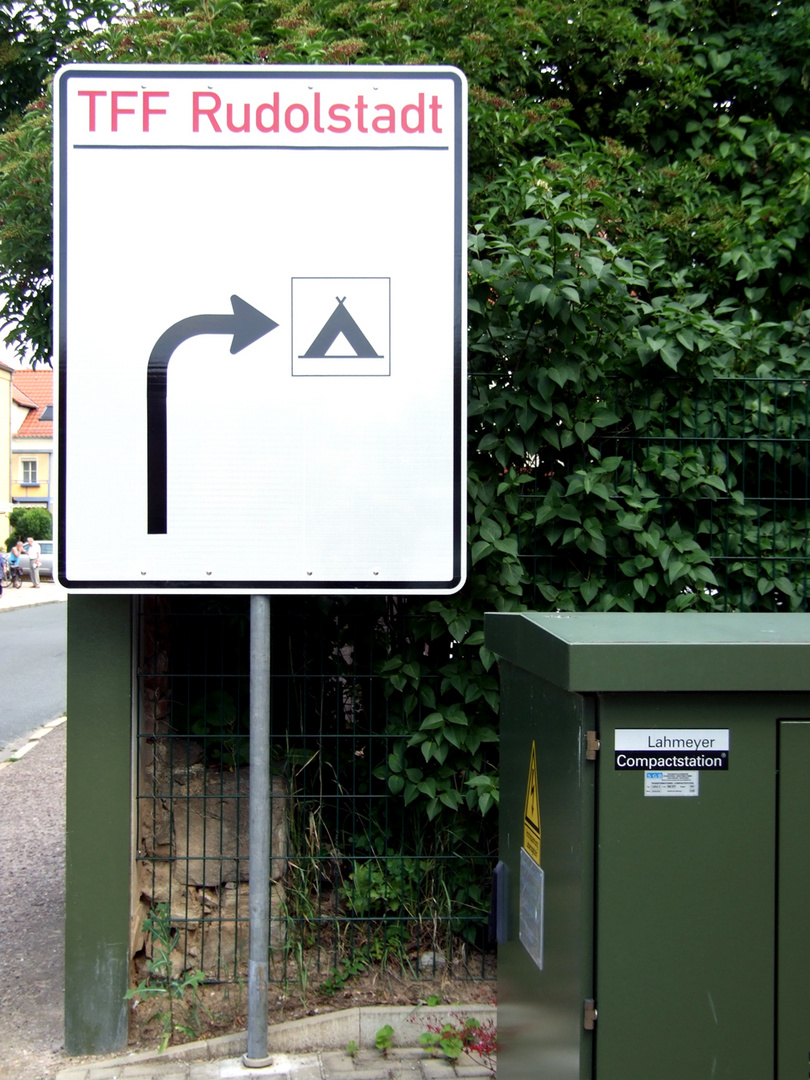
{"left": 300, "top": 296, "right": 382, "bottom": 359}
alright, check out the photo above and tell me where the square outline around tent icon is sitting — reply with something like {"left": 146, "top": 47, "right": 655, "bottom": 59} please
{"left": 291, "top": 277, "right": 391, "bottom": 377}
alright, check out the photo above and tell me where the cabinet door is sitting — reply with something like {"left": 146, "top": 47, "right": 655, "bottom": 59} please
{"left": 777, "top": 720, "right": 810, "bottom": 1080}
{"left": 498, "top": 664, "right": 595, "bottom": 1080}
{"left": 596, "top": 693, "right": 775, "bottom": 1080}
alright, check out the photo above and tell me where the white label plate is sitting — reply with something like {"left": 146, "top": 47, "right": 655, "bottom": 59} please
{"left": 644, "top": 770, "right": 700, "bottom": 797}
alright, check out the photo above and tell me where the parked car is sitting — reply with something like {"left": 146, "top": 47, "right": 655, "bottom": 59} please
{"left": 19, "top": 540, "right": 54, "bottom": 579}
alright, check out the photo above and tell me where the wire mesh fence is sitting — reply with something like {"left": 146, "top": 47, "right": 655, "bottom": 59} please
{"left": 135, "top": 596, "right": 496, "bottom": 995}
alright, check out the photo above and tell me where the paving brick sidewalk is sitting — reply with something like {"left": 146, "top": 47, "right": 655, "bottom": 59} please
{"left": 56, "top": 1045, "right": 494, "bottom": 1079}
{"left": 54, "top": 1006, "right": 497, "bottom": 1080}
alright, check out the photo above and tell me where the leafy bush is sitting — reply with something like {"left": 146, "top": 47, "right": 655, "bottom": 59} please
{"left": 7, "top": 506, "right": 52, "bottom": 548}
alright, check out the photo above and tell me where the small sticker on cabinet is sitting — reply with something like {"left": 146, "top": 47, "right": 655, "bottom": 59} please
{"left": 523, "top": 742, "right": 541, "bottom": 865}
{"left": 644, "top": 770, "right": 699, "bottom": 797}
{"left": 519, "top": 847, "right": 544, "bottom": 971}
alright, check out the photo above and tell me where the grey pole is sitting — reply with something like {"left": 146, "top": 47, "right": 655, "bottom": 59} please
{"left": 242, "top": 594, "right": 273, "bottom": 1068}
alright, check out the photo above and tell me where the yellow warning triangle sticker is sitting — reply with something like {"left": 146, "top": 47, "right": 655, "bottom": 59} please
{"left": 523, "top": 741, "right": 541, "bottom": 865}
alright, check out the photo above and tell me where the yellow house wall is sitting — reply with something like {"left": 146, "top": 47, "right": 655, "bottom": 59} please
{"left": 11, "top": 449, "right": 52, "bottom": 505}
{"left": 0, "top": 368, "right": 11, "bottom": 545}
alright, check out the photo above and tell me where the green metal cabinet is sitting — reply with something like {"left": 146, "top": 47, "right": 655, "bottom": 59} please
{"left": 485, "top": 612, "right": 810, "bottom": 1080}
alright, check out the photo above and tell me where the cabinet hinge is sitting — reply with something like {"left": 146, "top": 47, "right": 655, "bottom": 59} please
{"left": 585, "top": 731, "right": 600, "bottom": 761}
{"left": 584, "top": 999, "right": 598, "bottom": 1030}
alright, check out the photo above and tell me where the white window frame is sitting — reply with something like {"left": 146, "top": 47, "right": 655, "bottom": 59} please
{"left": 21, "top": 458, "right": 38, "bottom": 485}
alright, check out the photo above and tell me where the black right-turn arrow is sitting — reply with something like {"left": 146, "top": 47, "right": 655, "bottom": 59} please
{"left": 147, "top": 295, "right": 279, "bottom": 535}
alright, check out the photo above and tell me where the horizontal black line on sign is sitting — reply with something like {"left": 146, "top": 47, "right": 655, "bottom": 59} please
{"left": 72, "top": 143, "right": 450, "bottom": 152}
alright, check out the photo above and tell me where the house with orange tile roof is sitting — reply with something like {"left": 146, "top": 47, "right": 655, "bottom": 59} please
{"left": 0, "top": 359, "right": 11, "bottom": 543}
{"left": 11, "top": 367, "right": 53, "bottom": 517}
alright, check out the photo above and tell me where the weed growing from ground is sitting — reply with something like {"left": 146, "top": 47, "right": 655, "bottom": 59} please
{"left": 319, "top": 956, "right": 368, "bottom": 996}
{"left": 125, "top": 904, "right": 208, "bottom": 1052}
{"left": 375, "top": 1023, "right": 395, "bottom": 1054}
{"left": 416, "top": 1010, "right": 497, "bottom": 1076}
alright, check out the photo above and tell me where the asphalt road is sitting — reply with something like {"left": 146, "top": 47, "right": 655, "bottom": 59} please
{"left": 0, "top": 602, "right": 67, "bottom": 753}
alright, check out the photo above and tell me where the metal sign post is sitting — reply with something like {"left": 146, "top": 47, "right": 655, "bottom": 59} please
{"left": 244, "top": 595, "right": 272, "bottom": 1068}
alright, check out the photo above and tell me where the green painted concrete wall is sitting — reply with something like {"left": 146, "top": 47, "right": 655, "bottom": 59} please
{"left": 64, "top": 595, "right": 132, "bottom": 1055}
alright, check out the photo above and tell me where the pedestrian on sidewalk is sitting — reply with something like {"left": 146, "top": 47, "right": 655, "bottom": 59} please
{"left": 8, "top": 542, "right": 23, "bottom": 588}
{"left": 26, "top": 537, "right": 41, "bottom": 588}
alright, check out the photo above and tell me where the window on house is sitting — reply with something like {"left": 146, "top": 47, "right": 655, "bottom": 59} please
{"left": 21, "top": 460, "right": 38, "bottom": 485}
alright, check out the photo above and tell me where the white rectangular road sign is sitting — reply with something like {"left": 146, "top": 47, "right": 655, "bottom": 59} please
{"left": 54, "top": 64, "right": 466, "bottom": 594}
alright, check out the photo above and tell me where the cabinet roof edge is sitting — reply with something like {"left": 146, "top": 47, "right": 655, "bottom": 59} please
{"left": 483, "top": 612, "right": 810, "bottom": 692}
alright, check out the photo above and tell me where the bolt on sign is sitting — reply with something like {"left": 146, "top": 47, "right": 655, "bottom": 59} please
{"left": 54, "top": 65, "right": 467, "bottom": 594}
